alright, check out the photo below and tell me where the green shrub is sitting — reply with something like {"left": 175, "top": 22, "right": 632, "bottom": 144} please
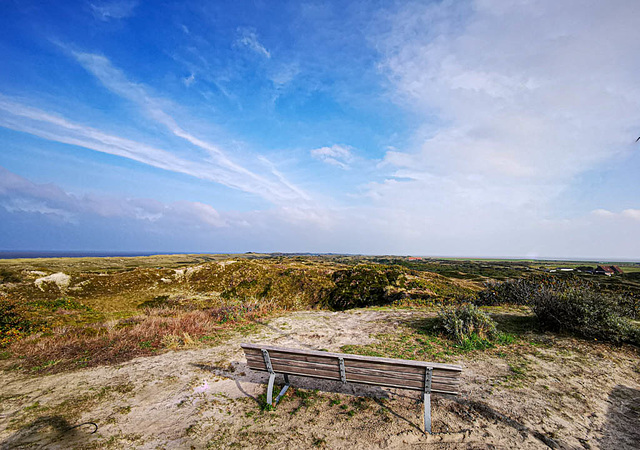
{"left": 437, "top": 304, "right": 497, "bottom": 344}
{"left": 477, "top": 276, "right": 639, "bottom": 320}
{"left": 475, "top": 278, "right": 537, "bottom": 306}
{"left": 0, "top": 297, "right": 33, "bottom": 347}
{"left": 529, "top": 286, "right": 638, "bottom": 345}
{"left": 31, "top": 297, "right": 92, "bottom": 311}
{"left": 612, "top": 292, "right": 639, "bottom": 320}
{"left": 325, "top": 265, "right": 407, "bottom": 310}
{"left": 0, "top": 268, "right": 21, "bottom": 284}
{"left": 477, "top": 277, "right": 639, "bottom": 345}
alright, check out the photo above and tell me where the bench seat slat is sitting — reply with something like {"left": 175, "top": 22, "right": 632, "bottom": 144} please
{"left": 241, "top": 344, "right": 462, "bottom": 372}
{"left": 245, "top": 355, "right": 460, "bottom": 385}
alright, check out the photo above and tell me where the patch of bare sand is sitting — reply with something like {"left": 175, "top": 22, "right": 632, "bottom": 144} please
{"left": 34, "top": 273, "right": 71, "bottom": 292}
{"left": 1, "top": 309, "right": 638, "bottom": 449}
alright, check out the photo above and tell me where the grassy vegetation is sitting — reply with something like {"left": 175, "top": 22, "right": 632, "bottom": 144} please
{"left": 1, "top": 253, "right": 638, "bottom": 375}
{"left": 0, "top": 255, "right": 475, "bottom": 373}
{"left": 342, "top": 308, "right": 528, "bottom": 363}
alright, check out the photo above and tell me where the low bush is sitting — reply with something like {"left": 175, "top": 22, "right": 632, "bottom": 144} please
{"left": 0, "top": 297, "right": 33, "bottom": 347}
{"left": 529, "top": 286, "right": 638, "bottom": 345}
{"left": 479, "top": 277, "right": 639, "bottom": 345}
{"left": 138, "top": 295, "right": 171, "bottom": 309}
{"left": 0, "top": 268, "right": 22, "bottom": 284}
{"left": 475, "top": 278, "right": 538, "bottom": 306}
{"left": 30, "top": 297, "right": 92, "bottom": 311}
{"left": 9, "top": 309, "right": 219, "bottom": 373}
{"left": 326, "top": 265, "right": 406, "bottom": 310}
{"left": 477, "top": 276, "right": 640, "bottom": 319}
{"left": 437, "top": 303, "right": 497, "bottom": 344}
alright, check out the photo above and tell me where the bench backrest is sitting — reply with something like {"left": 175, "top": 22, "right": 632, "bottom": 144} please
{"left": 241, "top": 343, "right": 462, "bottom": 395}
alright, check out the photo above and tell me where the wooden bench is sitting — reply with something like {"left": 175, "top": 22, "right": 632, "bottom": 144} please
{"left": 241, "top": 343, "right": 462, "bottom": 433}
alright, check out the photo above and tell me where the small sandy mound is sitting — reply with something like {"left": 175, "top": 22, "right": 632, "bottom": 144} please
{"left": 34, "top": 272, "right": 71, "bottom": 291}
{"left": 185, "top": 265, "right": 205, "bottom": 279}
{"left": 218, "top": 260, "right": 237, "bottom": 268}
{"left": 29, "top": 271, "right": 47, "bottom": 276}
{"left": 173, "top": 269, "right": 185, "bottom": 280}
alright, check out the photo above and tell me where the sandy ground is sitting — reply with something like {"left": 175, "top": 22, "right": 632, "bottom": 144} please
{"left": 1, "top": 309, "right": 639, "bottom": 449}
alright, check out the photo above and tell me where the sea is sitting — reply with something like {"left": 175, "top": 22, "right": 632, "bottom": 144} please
{"left": 0, "top": 251, "right": 176, "bottom": 259}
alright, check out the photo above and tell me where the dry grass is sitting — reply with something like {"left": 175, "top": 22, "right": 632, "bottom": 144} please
{"left": 6, "top": 300, "right": 282, "bottom": 374}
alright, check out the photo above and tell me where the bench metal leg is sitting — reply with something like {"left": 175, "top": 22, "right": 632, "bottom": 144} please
{"left": 423, "top": 366, "right": 433, "bottom": 433}
{"left": 266, "top": 373, "right": 291, "bottom": 406}
{"left": 266, "top": 372, "right": 276, "bottom": 405}
{"left": 423, "top": 392, "right": 431, "bottom": 433}
{"left": 274, "top": 374, "right": 290, "bottom": 406}
{"left": 262, "top": 350, "right": 291, "bottom": 407}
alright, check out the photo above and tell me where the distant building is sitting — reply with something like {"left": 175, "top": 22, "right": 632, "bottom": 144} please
{"left": 611, "top": 265, "right": 624, "bottom": 275}
{"left": 407, "top": 257, "right": 423, "bottom": 261}
{"left": 594, "top": 265, "right": 623, "bottom": 276}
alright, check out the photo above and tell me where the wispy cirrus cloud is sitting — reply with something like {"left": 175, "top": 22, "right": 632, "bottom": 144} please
{"left": 68, "top": 50, "right": 310, "bottom": 204}
{"left": 90, "top": 1, "right": 138, "bottom": 21}
{"left": 182, "top": 73, "right": 195, "bottom": 87}
{"left": 310, "top": 144, "right": 354, "bottom": 169}
{"left": 235, "top": 28, "right": 271, "bottom": 59}
{"left": 0, "top": 94, "right": 307, "bottom": 207}
{"left": 0, "top": 44, "right": 312, "bottom": 207}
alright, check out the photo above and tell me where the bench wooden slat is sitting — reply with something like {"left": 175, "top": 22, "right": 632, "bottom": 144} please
{"left": 245, "top": 355, "right": 460, "bottom": 385}
{"left": 249, "top": 361, "right": 459, "bottom": 391}
{"left": 246, "top": 361, "right": 459, "bottom": 395}
{"left": 245, "top": 359, "right": 459, "bottom": 393}
{"left": 346, "top": 365, "right": 459, "bottom": 385}
{"left": 243, "top": 347, "right": 461, "bottom": 378}
{"left": 241, "top": 343, "right": 462, "bottom": 372}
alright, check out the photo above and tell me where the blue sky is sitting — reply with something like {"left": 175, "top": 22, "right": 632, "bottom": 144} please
{"left": 1, "top": 0, "right": 639, "bottom": 259}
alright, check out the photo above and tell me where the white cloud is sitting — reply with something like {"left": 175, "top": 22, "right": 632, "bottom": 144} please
{"left": 622, "top": 209, "right": 640, "bottom": 221}
{"left": 310, "top": 144, "right": 354, "bottom": 169}
{"left": 182, "top": 73, "right": 195, "bottom": 87}
{"left": 90, "top": 1, "right": 138, "bottom": 21}
{"left": 592, "top": 208, "right": 640, "bottom": 222}
{"left": 236, "top": 28, "right": 271, "bottom": 59}
{"left": 268, "top": 62, "right": 300, "bottom": 88}
{"left": 0, "top": 166, "right": 227, "bottom": 228}
{"left": 591, "top": 209, "right": 616, "bottom": 218}
{"left": 376, "top": 0, "right": 640, "bottom": 181}
{"left": 2, "top": 165, "right": 639, "bottom": 257}
{"left": 352, "top": 0, "right": 640, "bottom": 255}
